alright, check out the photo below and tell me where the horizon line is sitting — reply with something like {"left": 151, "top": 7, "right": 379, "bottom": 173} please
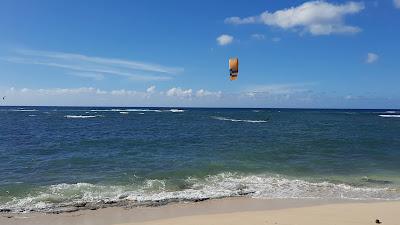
{"left": 0, "top": 105, "right": 399, "bottom": 110}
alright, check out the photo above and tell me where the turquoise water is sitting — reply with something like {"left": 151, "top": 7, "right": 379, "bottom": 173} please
{"left": 0, "top": 107, "right": 400, "bottom": 212}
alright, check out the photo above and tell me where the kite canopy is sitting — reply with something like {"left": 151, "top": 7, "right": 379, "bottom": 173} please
{"left": 229, "top": 57, "right": 238, "bottom": 81}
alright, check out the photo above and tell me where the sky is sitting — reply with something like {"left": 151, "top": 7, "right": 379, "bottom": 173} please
{"left": 0, "top": 0, "right": 399, "bottom": 108}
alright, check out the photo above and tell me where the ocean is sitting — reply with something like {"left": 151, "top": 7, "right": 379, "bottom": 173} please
{"left": 0, "top": 106, "right": 399, "bottom": 213}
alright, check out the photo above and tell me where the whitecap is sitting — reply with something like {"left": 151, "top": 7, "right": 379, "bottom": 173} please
{"left": 379, "top": 115, "right": 400, "bottom": 118}
{"left": 10, "top": 109, "right": 38, "bottom": 112}
{"left": 212, "top": 116, "right": 267, "bottom": 123}
{"left": 168, "top": 109, "right": 185, "bottom": 113}
{"left": 119, "top": 112, "right": 129, "bottom": 114}
{"left": 90, "top": 109, "right": 162, "bottom": 112}
{"left": 64, "top": 115, "right": 101, "bottom": 119}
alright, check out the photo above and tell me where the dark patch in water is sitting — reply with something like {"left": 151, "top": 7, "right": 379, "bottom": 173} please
{"left": 361, "top": 177, "right": 392, "bottom": 185}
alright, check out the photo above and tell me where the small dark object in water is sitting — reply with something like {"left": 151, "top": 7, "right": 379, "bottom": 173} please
{"left": 73, "top": 202, "right": 87, "bottom": 207}
{"left": 375, "top": 219, "right": 382, "bottom": 224}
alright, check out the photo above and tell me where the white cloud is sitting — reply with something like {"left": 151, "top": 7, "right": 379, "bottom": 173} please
{"left": 166, "top": 87, "right": 193, "bottom": 98}
{"left": 67, "top": 71, "right": 105, "bottom": 80}
{"left": 245, "top": 83, "right": 312, "bottom": 96}
{"left": 216, "top": 34, "right": 234, "bottom": 46}
{"left": 225, "top": 16, "right": 257, "bottom": 25}
{"left": 16, "top": 87, "right": 106, "bottom": 95}
{"left": 225, "top": 1, "right": 364, "bottom": 35}
{"left": 17, "top": 49, "right": 183, "bottom": 74}
{"left": 196, "top": 89, "right": 222, "bottom": 98}
{"left": 271, "top": 37, "right": 281, "bottom": 42}
{"left": 251, "top": 34, "right": 265, "bottom": 40}
{"left": 394, "top": 0, "right": 400, "bottom": 8}
{"left": 366, "top": 52, "right": 379, "bottom": 64}
{"left": 96, "top": 89, "right": 107, "bottom": 95}
{"left": 2, "top": 49, "right": 184, "bottom": 81}
{"left": 344, "top": 95, "right": 360, "bottom": 100}
{"left": 146, "top": 85, "right": 156, "bottom": 94}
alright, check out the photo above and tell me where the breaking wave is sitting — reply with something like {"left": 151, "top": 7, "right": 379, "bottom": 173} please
{"left": 1, "top": 173, "right": 397, "bottom": 213}
{"left": 88, "top": 109, "right": 185, "bottom": 113}
{"left": 212, "top": 116, "right": 267, "bottom": 123}
{"left": 90, "top": 109, "right": 162, "bottom": 112}
{"left": 379, "top": 115, "right": 400, "bottom": 118}
{"left": 9, "top": 109, "right": 38, "bottom": 112}
{"left": 64, "top": 115, "right": 102, "bottom": 119}
{"left": 169, "top": 109, "right": 185, "bottom": 113}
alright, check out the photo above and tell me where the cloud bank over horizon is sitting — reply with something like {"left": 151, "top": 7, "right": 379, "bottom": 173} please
{"left": 1, "top": 84, "right": 399, "bottom": 109}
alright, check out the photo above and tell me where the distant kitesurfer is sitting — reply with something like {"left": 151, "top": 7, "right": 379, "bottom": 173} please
{"left": 2, "top": 96, "right": 5, "bottom": 100}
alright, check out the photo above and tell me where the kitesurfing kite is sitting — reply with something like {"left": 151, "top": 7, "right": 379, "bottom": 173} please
{"left": 229, "top": 57, "right": 238, "bottom": 81}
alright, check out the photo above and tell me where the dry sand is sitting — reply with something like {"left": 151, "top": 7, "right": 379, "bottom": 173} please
{"left": 1, "top": 198, "right": 399, "bottom": 225}
{"left": 122, "top": 201, "right": 399, "bottom": 225}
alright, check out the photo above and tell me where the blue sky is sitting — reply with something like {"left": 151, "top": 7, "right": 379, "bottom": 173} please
{"left": 0, "top": 0, "right": 399, "bottom": 108}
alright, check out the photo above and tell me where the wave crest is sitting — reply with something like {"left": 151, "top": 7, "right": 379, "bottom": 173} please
{"left": 1, "top": 173, "right": 398, "bottom": 213}
{"left": 212, "top": 116, "right": 267, "bottom": 123}
{"left": 64, "top": 115, "right": 102, "bottom": 119}
{"left": 379, "top": 115, "right": 400, "bottom": 118}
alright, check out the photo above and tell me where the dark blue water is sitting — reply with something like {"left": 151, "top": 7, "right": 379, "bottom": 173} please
{"left": 1, "top": 107, "right": 399, "bottom": 212}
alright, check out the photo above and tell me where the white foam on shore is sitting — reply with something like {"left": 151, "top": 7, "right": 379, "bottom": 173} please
{"left": 1, "top": 173, "right": 397, "bottom": 213}
{"left": 64, "top": 115, "right": 102, "bottom": 119}
{"left": 212, "top": 116, "right": 267, "bottom": 123}
{"left": 379, "top": 115, "right": 400, "bottom": 118}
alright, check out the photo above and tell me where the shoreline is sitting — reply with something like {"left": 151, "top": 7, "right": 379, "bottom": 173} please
{"left": 1, "top": 197, "right": 399, "bottom": 225}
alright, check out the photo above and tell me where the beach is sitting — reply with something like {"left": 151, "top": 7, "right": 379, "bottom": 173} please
{"left": 1, "top": 198, "right": 399, "bottom": 225}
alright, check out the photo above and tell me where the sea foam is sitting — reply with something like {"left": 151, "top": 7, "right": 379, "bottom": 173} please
{"left": 1, "top": 173, "right": 397, "bottom": 213}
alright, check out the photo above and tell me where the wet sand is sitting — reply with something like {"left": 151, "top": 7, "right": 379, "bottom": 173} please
{"left": 1, "top": 198, "right": 399, "bottom": 225}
